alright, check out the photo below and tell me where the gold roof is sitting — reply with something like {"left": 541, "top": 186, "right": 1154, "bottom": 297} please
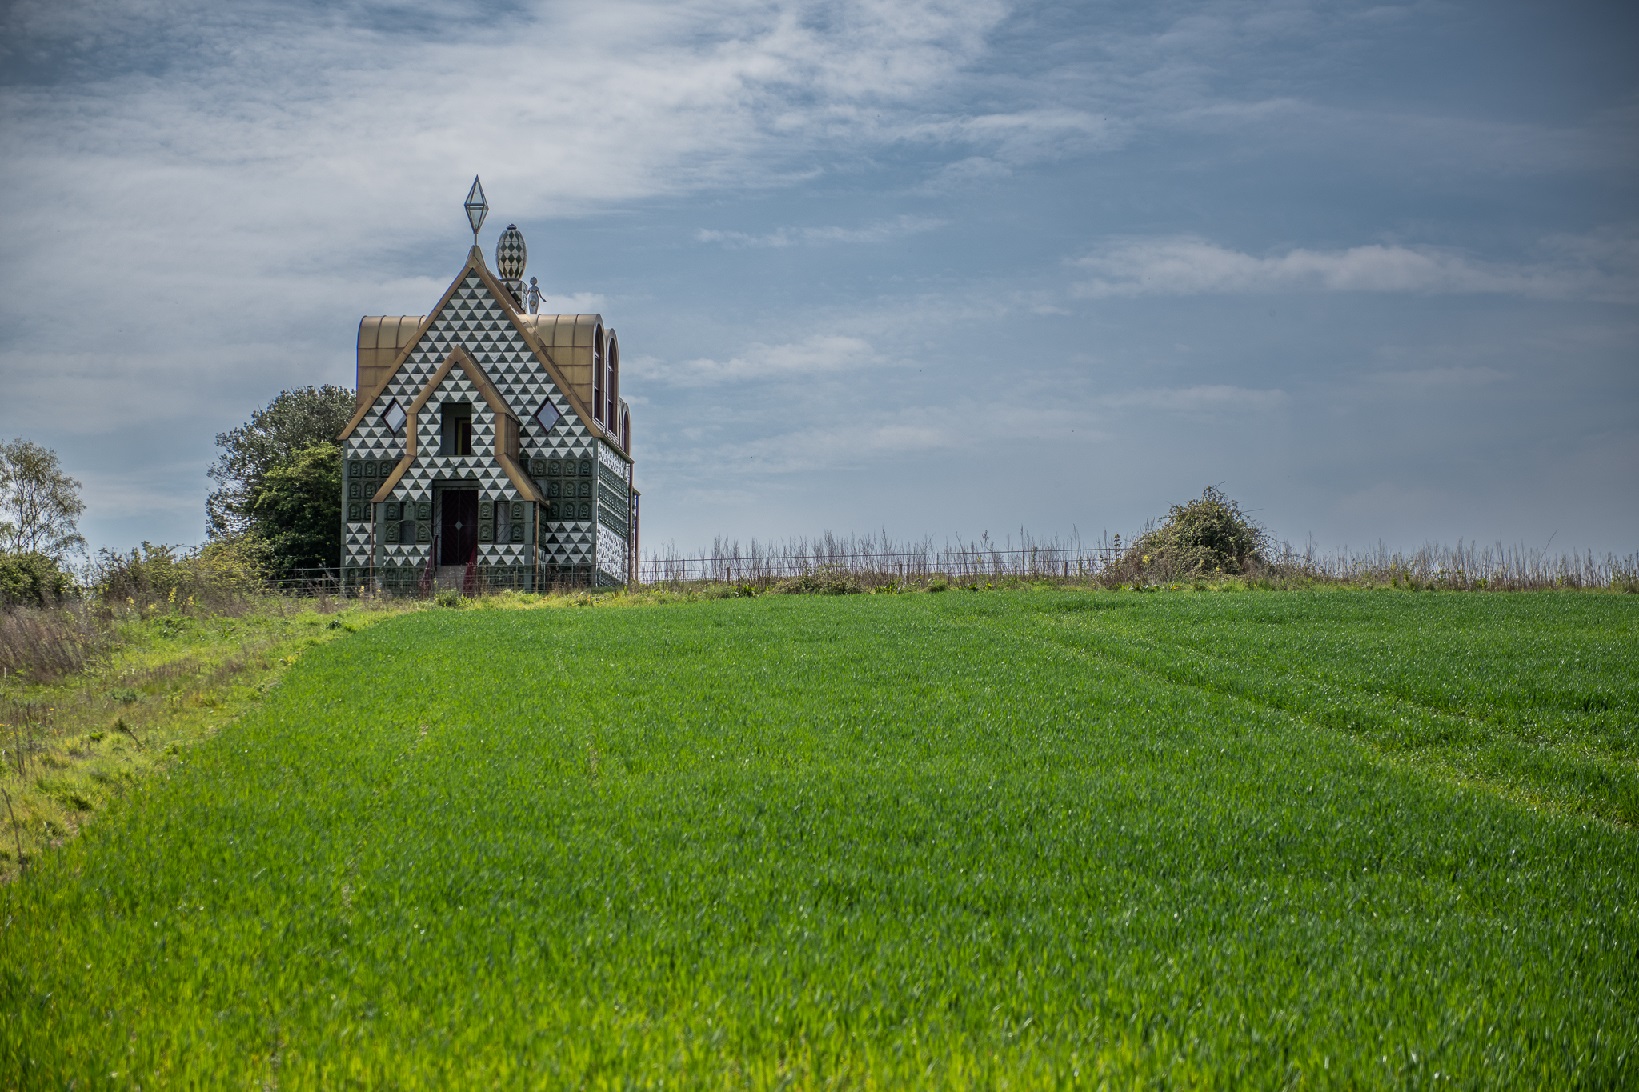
{"left": 517, "top": 314, "right": 604, "bottom": 410}
{"left": 355, "top": 316, "right": 425, "bottom": 412}
{"left": 518, "top": 313, "right": 603, "bottom": 348}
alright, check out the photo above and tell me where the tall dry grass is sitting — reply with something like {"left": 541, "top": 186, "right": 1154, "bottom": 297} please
{"left": 0, "top": 605, "right": 107, "bottom": 684}
{"left": 642, "top": 530, "right": 1119, "bottom": 587}
{"left": 640, "top": 531, "right": 1639, "bottom": 592}
{"left": 1268, "top": 539, "right": 1639, "bottom": 591}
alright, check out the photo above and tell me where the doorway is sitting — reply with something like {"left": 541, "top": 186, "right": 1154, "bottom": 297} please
{"left": 438, "top": 488, "right": 478, "bottom": 565}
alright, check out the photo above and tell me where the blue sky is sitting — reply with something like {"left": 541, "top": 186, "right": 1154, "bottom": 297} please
{"left": 2, "top": 0, "right": 1635, "bottom": 558}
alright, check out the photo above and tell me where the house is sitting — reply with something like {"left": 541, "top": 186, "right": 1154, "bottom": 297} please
{"left": 337, "top": 180, "right": 637, "bottom": 591}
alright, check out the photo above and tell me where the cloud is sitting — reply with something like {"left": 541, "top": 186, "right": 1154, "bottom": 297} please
{"left": 3, "top": 0, "right": 1636, "bottom": 558}
{"left": 0, "top": 0, "right": 1012, "bottom": 544}
{"left": 696, "top": 215, "right": 945, "bottom": 248}
{"left": 907, "top": 108, "right": 1124, "bottom": 161}
{"left": 1361, "top": 366, "right": 1508, "bottom": 391}
{"left": 1097, "top": 384, "right": 1288, "bottom": 414}
{"left": 705, "top": 418, "right": 957, "bottom": 474}
{"left": 638, "top": 334, "right": 882, "bottom": 386}
{"left": 1071, "top": 232, "right": 1639, "bottom": 301}
{"left": 0, "top": 1, "right": 1012, "bottom": 285}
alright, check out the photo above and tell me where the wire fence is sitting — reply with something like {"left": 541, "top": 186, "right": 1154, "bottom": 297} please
{"left": 640, "top": 543, "right": 1125, "bottom": 585}
{"left": 257, "top": 536, "right": 1639, "bottom": 595}
{"left": 638, "top": 533, "right": 1639, "bottom": 591}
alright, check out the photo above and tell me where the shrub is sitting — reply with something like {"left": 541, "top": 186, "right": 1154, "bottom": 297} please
{"left": 0, "top": 551, "right": 74, "bottom": 607}
{"left": 90, "top": 540, "right": 265, "bottom": 613}
{"left": 1128, "top": 487, "right": 1270, "bottom": 578}
{"left": 770, "top": 569, "right": 864, "bottom": 596}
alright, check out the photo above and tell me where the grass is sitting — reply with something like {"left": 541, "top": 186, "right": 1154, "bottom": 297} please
{"left": 2, "top": 587, "right": 1636, "bottom": 1087}
{"left": 0, "top": 598, "right": 412, "bottom": 879}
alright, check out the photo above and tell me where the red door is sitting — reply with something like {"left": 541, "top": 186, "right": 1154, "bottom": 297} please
{"left": 439, "top": 489, "right": 478, "bottom": 565}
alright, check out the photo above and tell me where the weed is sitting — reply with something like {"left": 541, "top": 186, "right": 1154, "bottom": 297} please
{"left": 0, "top": 606, "right": 106, "bottom": 682}
{"left": 112, "top": 717, "right": 142, "bottom": 750}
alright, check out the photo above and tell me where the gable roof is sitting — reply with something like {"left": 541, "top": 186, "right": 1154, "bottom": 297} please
{"left": 337, "top": 246, "right": 615, "bottom": 449}
{"left": 371, "top": 347, "right": 544, "bottom": 504}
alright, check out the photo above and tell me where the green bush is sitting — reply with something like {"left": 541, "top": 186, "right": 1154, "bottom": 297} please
{"left": 1129, "top": 486, "right": 1270, "bottom": 577}
{"left": 91, "top": 540, "right": 265, "bottom": 612}
{"left": 0, "top": 550, "right": 74, "bottom": 607}
{"left": 771, "top": 569, "right": 864, "bottom": 595}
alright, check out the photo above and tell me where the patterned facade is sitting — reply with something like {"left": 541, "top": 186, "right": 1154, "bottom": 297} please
{"left": 338, "top": 243, "right": 636, "bottom": 591}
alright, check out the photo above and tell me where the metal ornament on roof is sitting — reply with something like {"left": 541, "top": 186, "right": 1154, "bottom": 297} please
{"left": 496, "top": 223, "right": 527, "bottom": 279}
{"left": 526, "top": 276, "right": 542, "bottom": 314}
{"left": 495, "top": 223, "right": 527, "bottom": 307}
{"left": 463, "top": 176, "right": 488, "bottom": 242}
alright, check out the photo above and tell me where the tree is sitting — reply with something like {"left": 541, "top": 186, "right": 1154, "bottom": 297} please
{"left": 206, "top": 386, "right": 354, "bottom": 540}
{"left": 0, "top": 438, "right": 87, "bottom": 561}
{"left": 0, "top": 551, "right": 74, "bottom": 607}
{"left": 242, "top": 443, "right": 344, "bottom": 577}
{"left": 1130, "top": 486, "right": 1270, "bottom": 576}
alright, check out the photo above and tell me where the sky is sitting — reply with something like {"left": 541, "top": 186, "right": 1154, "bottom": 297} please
{"left": 1, "top": 0, "right": 1635, "bottom": 559}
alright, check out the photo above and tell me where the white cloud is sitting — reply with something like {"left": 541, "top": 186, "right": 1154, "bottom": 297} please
{"left": 906, "top": 108, "right": 1124, "bottom": 162}
{"left": 0, "top": 1, "right": 1012, "bottom": 293}
{"left": 0, "top": 0, "right": 1012, "bottom": 545}
{"left": 710, "top": 418, "right": 957, "bottom": 473}
{"left": 696, "top": 215, "right": 945, "bottom": 248}
{"left": 1097, "top": 384, "right": 1288, "bottom": 414}
{"left": 639, "top": 334, "right": 881, "bottom": 386}
{"left": 1071, "top": 232, "right": 1639, "bottom": 301}
{"left": 1362, "top": 366, "right": 1508, "bottom": 391}
{"left": 3, "top": 0, "right": 1635, "bottom": 557}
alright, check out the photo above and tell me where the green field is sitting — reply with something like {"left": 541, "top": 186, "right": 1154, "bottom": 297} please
{"left": 3, "top": 589, "right": 1636, "bottom": 1086}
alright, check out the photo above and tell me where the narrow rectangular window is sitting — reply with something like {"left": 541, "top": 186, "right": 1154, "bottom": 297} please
{"left": 440, "top": 403, "right": 474, "bottom": 456}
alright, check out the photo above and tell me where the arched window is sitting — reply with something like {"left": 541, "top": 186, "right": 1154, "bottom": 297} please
{"left": 620, "top": 404, "right": 631, "bottom": 453}
{"left": 592, "top": 324, "right": 605, "bottom": 426}
{"left": 606, "top": 332, "right": 619, "bottom": 430}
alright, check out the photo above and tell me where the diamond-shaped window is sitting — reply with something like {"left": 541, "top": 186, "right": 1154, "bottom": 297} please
{"left": 381, "top": 399, "right": 407, "bottom": 436}
{"left": 533, "top": 400, "right": 561, "bottom": 433}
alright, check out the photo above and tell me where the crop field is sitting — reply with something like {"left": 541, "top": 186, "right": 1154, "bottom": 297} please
{"left": 3, "top": 589, "right": 1636, "bottom": 1086}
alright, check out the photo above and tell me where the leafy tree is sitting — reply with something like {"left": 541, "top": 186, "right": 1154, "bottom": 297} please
{"left": 1130, "top": 486, "right": 1270, "bottom": 576}
{"left": 0, "top": 438, "right": 87, "bottom": 561}
{"left": 243, "top": 443, "right": 344, "bottom": 577}
{"left": 207, "top": 386, "right": 354, "bottom": 540}
{"left": 0, "top": 551, "right": 74, "bottom": 607}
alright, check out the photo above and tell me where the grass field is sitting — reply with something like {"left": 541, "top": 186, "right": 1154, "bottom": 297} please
{"left": 0, "top": 599, "right": 410, "bottom": 879}
{"left": 2, "top": 588, "right": 1636, "bottom": 1087}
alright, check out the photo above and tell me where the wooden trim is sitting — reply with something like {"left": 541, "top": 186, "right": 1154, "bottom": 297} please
{"left": 498, "top": 453, "right": 547, "bottom": 504}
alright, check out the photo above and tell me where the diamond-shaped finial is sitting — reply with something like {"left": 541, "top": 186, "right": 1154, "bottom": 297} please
{"left": 464, "top": 176, "right": 488, "bottom": 241}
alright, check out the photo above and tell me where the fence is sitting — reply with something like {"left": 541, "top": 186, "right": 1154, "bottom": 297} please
{"left": 640, "top": 543, "right": 1126, "bottom": 585}
{"left": 258, "top": 538, "right": 1639, "bottom": 594}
